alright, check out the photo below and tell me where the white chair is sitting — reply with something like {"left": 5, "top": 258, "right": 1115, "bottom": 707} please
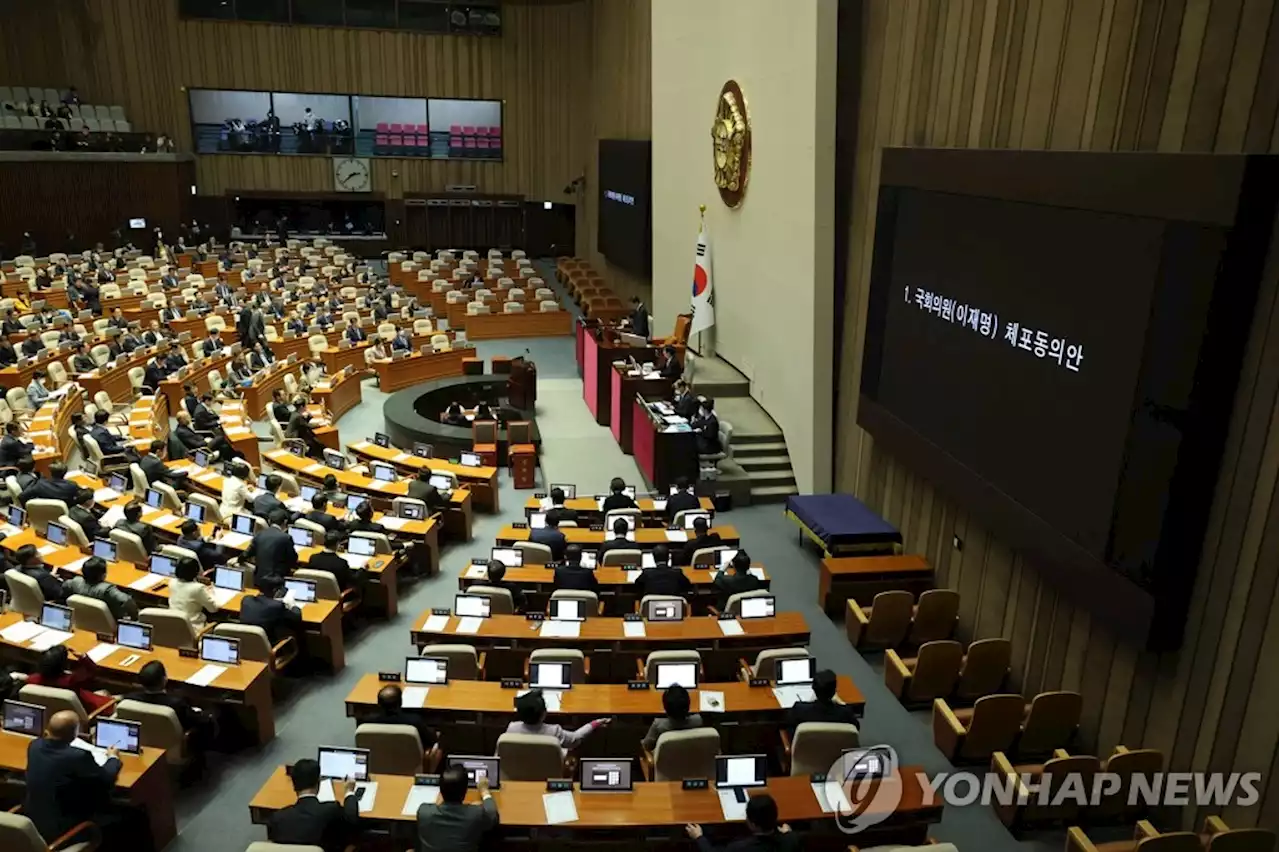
{"left": 139, "top": 607, "right": 200, "bottom": 649}
{"left": 67, "top": 595, "right": 118, "bottom": 638}
{"left": 647, "top": 728, "right": 721, "bottom": 782}
{"left": 107, "top": 529, "right": 149, "bottom": 565}
{"left": 4, "top": 569, "right": 44, "bottom": 616}
{"left": 420, "top": 644, "right": 483, "bottom": 679}
{"left": 26, "top": 499, "right": 69, "bottom": 535}
{"left": 786, "top": 722, "right": 861, "bottom": 776}
{"left": 515, "top": 540, "right": 553, "bottom": 565}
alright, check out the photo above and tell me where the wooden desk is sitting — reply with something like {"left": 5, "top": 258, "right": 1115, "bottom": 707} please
{"left": 582, "top": 328, "right": 656, "bottom": 426}
{"left": 312, "top": 368, "right": 363, "bottom": 423}
{"left": 612, "top": 366, "right": 677, "bottom": 454}
{"left": 462, "top": 309, "right": 573, "bottom": 340}
{"left": 350, "top": 440, "right": 499, "bottom": 513}
{"left": 521, "top": 495, "right": 713, "bottom": 521}
{"left": 344, "top": 673, "right": 862, "bottom": 755}
{"left": 0, "top": 731, "right": 176, "bottom": 852}
{"left": 0, "top": 611, "right": 275, "bottom": 746}
{"left": 158, "top": 351, "right": 234, "bottom": 414}
{"left": 818, "top": 555, "right": 934, "bottom": 616}
{"left": 27, "top": 385, "right": 83, "bottom": 476}
{"left": 249, "top": 769, "right": 940, "bottom": 847}
{"left": 410, "top": 612, "right": 808, "bottom": 682}
{"left": 375, "top": 348, "right": 468, "bottom": 393}
{"left": 634, "top": 396, "right": 698, "bottom": 493}
{"left": 321, "top": 341, "right": 371, "bottom": 374}
{"left": 495, "top": 525, "right": 739, "bottom": 549}
{"left": 78, "top": 346, "right": 152, "bottom": 404}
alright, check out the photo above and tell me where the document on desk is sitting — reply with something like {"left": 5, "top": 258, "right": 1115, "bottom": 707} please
{"left": 652, "top": 499, "right": 668, "bottom": 511}
{"left": 128, "top": 573, "right": 166, "bottom": 592}
{"left": 193, "top": 471, "right": 219, "bottom": 484}
{"left": 340, "top": 553, "right": 373, "bottom": 569}
{"left": 400, "top": 687, "right": 430, "bottom": 709}
{"left": 623, "top": 620, "right": 646, "bottom": 638}
{"left": 318, "top": 781, "right": 378, "bottom": 813}
{"left": 211, "top": 587, "right": 239, "bottom": 607}
{"left": 749, "top": 567, "right": 766, "bottom": 580}
{"left": 63, "top": 557, "right": 89, "bottom": 575}
{"left": 401, "top": 785, "right": 439, "bottom": 815}
{"left": 540, "top": 620, "right": 580, "bottom": 639}
{"left": 0, "top": 621, "right": 46, "bottom": 644}
{"left": 353, "top": 441, "right": 372, "bottom": 451}
{"left": 464, "top": 564, "right": 488, "bottom": 579}
{"left": 379, "top": 516, "right": 409, "bottom": 531}
{"left": 665, "top": 530, "right": 689, "bottom": 543}
{"left": 215, "top": 531, "right": 253, "bottom": 548}
{"left": 94, "top": 487, "right": 123, "bottom": 502}
{"left": 69, "top": 737, "right": 111, "bottom": 767}
{"left": 543, "top": 790, "right": 579, "bottom": 825}
{"left": 455, "top": 616, "right": 483, "bottom": 635}
{"left": 772, "top": 685, "right": 816, "bottom": 708}
{"left": 624, "top": 570, "right": 641, "bottom": 583}
{"left": 285, "top": 497, "right": 309, "bottom": 513}
{"left": 718, "top": 789, "right": 748, "bottom": 821}
{"left": 99, "top": 506, "right": 126, "bottom": 528}
{"left": 87, "top": 643, "right": 120, "bottom": 663}
{"left": 28, "top": 628, "right": 73, "bottom": 651}
{"left": 393, "top": 452, "right": 412, "bottom": 462}
{"left": 812, "top": 780, "right": 852, "bottom": 814}
{"left": 717, "top": 619, "right": 745, "bottom": 637}
{"left": 699, "top": 690, "right": 726, "bottom": 713}
{"left": 303, "top": 463, "right": 326, "bottom": 474}
{"left": 148, "top": 512, "right": 180, "bottom": 527}
{"left": 423, "top": 614, "right": 450, "bottom": 632}
{"left": 186, "top": 664, "right": 228, "bottom": 688}
{"left": 37, "top": 544, "right": 61, "bottom": 557}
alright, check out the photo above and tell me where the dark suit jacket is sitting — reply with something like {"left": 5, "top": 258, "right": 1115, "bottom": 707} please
{"left": 192, "top": 403, "right": 219, "bottom": 432}
{"left": 89, "top": 424, "right": 126, "bottom": 456}
{"left": 346, "top": 325, "right": 366, "bottom": 343}
{"left": 597, "top": 536, "right": 636, "bottom": 559}
{"left": 633, "top": 567, "right": 693, "bottom": 598}
{"left": 271, "top": 402, "right": 292, "bottom": 424}
{"left": 545, "top": 505, "right": 578, "bottom": 526}
{"left": 202, "top": 337, "right": 223, "bottom": 356}
{"left": 665, "top": 490, "right": 700, "bottom": 522}
{"left": 240, "top": 594, "right": 303, "bottom": 643}
{"left": 307, "top": 550, "right": 362, "bottom": 591}
{"left": 143, "top": 364, "right": 166, "bottom": 393}
{"left": 267, "top": 793, "right": 359, "bottom": 852}
{"left": 630, "top": 306, "right": 650, "bottom": 338}
{"left": 174, "top": 423, "right": 205, "bottom": 452}
{"left": 20, "top": 476, "right": 78, "bottom": 506}
{"left": 16, "top": 565, "right": 63, "bottom": 602}
{"left": 601, "top": 493, "right": 638, "bottom": 513}
{"left": 694, "top": 413, "right": 722, "bottom": 455}
{"left": 304, "top": 509, "right": 342, "bottom": 534}
{"left": 0, "top": 434, "right": 33, "bottom": 466}
{"left": 115, "top": 518, "right": 157, "bottom": 554}
{"left": 177, "top": 535, "right": 221, "bottom": 571}
{"left": 694, "top": 833, "right": 801, "bottom": 852}
{"left": 553, "top": 565, "right": 599, "bottom": 594}
{"left": 678, "top": 532, "right": 723, "bottom": 566}
{"left": 406, "top": 480, "right": 449, "bottom": 513}
{"left": 252, "top": 492, "right": 287, "bottom": 519}
{"left": 72, "top": 353, "right": 97, "bottom": 373}
{"left": 529, "top": 527, "right": 567, "bottom": 560}
{"left": 659, "top": 356, "right": 682, "bottom": 380}
{"left": 138, "top": 453, "right": 172, "bottom": 485}
{"left": 785, "top": 699, "right": 860, "bottom": 735}
{"left": 246, "top": 527, "right": 298, "bottom": 584}
{"left": 713, "top": 570, "right": 764, "bottom": 610}
{"left": 24, "top": 737, "right": 122, "bottom": 843}
{"left": 415, "top": 797, "right": 499, "bottom": 852}
{"left": 68, "top": 505, "right": 101, "bottom": 542}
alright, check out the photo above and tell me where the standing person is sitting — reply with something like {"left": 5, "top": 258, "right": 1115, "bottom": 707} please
{"left": 243, "top": 509, "right": 298, "bottom": 587}
{"left": 414, "top": 764, "right": 499, "bottom": 852}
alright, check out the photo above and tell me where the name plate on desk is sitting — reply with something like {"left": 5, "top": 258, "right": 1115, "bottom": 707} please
{"left": 431, "top": 607, "right": 451, "bottom": 616}
{"left": 682, "top": 778, "right": 709, "bottom": 790}
{"left": 533, "top": 493, "right": 547, "bottom": 499}
{"left": 511, "top": 522, "right": 528, "bottom": 530}
{"left": 589, "top": 524, "right": 604, "bottom": 532}
{"left": 378, "top": 672, "right": 400, "bottom": 682}
{"left": 500, "top": 678, "right": 523, "bottom": 689}
{"left": 178, "top": 648, "right": 198, "bottom": 659}
{"left": 623, "top": 613, "right": 643, "bottom": 622}
{"left": 525, "top": 612, "right": 545, "bottom": 621}
{"left": 415, "top": 774, "right": 441, "bottom": 786}
{"left": 96, "top": 633, "right": 114, "bottom": 644}
{"left": 718, "top": 612, "right": 739, "bottom": 620}
{"left": 546, "top": 779, "right": 573, "bottom": 792}
{"left": 748, "top": 678, "right": 770, "bottom": 688}
{"left": 627, "top": 680, "right": 650, "bottom": 691}
{"left": 810, "top": 772, "right": 828, "bottom": 783}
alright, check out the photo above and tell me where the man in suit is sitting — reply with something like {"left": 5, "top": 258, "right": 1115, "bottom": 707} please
{"left": 89, "top": 410, "right": 132, "bottom": 459}
{"left": 61, "top": 556, "right": 137, "bottom": 621}
{"left": 201, "top": 329, "right": 224, "bottom": 357}
{"left": 553, "top": 545, "right": 599, "bottom": 594}
{"left": 713, "top": 549, "right": 764, "bottom": 610}
{"left": 163, "top": 341, "right": 188, "bottom": 374}
{"left": 141, "top": 355, "right": 167, "bottom": 395}
{"left": 0, "top": 422, "right": 34, "bottom": 466}
{"left": 114, "top": 500, "right": 157, "bottom": 554}
{"left": 139, "top": 440, "right": 186, "bottom": 488}
{"left": 70, "top": 342, "right": 96, "bottom": 374}
{"left": 391, "top": 328, "right": 412, "bottom": 352}
{"left": 414, "top": 764, "right": 498, "bottom": 852}
{"left": 160, "top": 270, "right": 180, "bottom": 290}
{"left": 240, "top": 575, "right": 305, "bottom": 644}
{"left": 24, "top": 710, "right": 123, "bottom": 846}
{"left": 160, "top": 303, "right": 184, "bottom": 323}
{"left": 678, "top": 516, "right": 722, "bottom": 566}
{"left": 345, "top": 321, "right": 367, "bottom": 343}
{"left": 530, "top": 513, "right": 567, "bottom": 561}
{"left": 122, "top": 661, "right": 214, "bottom": 769}
{"left": 244, "top": 510, "right": 298, "bottom": 587}
{"left": 12, "top": 543, "right": 63, "bottom": 601}
{"left": 177, "top": 519, "right": 222, "bottom": 570}
{"left": 140, "top": 320, "right": 161, "bottom": 347}
{"left": 107, "top": 307, "right": 128, "bottom": 331}
{"left": 685, "top": 794, "right": 798, "bottom": 852}
{"left": 785, "top": 669, "right": 858, "bottom": 734}
{"left": 14, "top": 457, "right": 40, "bottom": 493}
{"left": 367, "top": 684, "right": 437, "bottom": 751}
{"left": 213, "top": 280, "right": 235, "bottom": 305}
{"left": 303, "top": 493, "right": 342, "bottom": 534}
{"left": 67, "top": 487, "right": 102, "bottom": 542}
{"left": 346, "top": 500, "right": 387, "bottom": 536}
{"left": 633, "top": 545, "right": 693, "bottom": 598}
{"left": 483, "top": 561, "right": 526, "bottom": 613}
{"left": 18, "top": 333, "right": 43, "bottom": 359}
{"left": 287, "top": 408, "right": 326, "bottom": 459}
{"left": 671, "top": 381, "right": 699, "bottom": 420}
{"left": 658, "top": 345, "right": 683, "bottom": 380}
{"left": 1, "top": 309, "right": 24, "bottom": 335}
{"left": 252, "top": 475, "right": 289, "bottom": 521}
{"left": 406, "top": 470, "right": 450, "bottom": 513}
{"left": 192, "top": 393, "right": 220, "bottom": 432}
{"left": 20, "top": 461, "right": 78, "bottom": 505}
{"left": 119, "top": 328, "right": 143, "bottom": 354}
{"left": 172, "top": 410, "right": 207, "bottom": 456}
{"left": 597, "top": 518, "right": 635, "bottom": 561}
{"left": 286, "top": 313, "right": 308, "bottom": 335}
{"left": 307, "top": 530, "right": 365, "bottom": 592}
{"left": 266, "top": 757, "right": 358, "bottom": 852}
{"left": 601, "top": 477, "right": 638, "bottom": 513}
{"left": 692, "top": 397, "right": 722, "bottom": 456}
{"left": 544, "top": 487, "right": 577, "bottom": 526}
{"left": 270, "top": 389, "right": 292, "bottom": 426}
{"left": 665, "top": 476, "right": 700, "bottom": 523}
{"left": 627, "top": 296, "right": 650, "bottom": 338}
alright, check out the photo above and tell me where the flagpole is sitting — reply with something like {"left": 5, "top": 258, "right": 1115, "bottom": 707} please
{"left": 697, "top": 204, "right": 716, "bottom": 359}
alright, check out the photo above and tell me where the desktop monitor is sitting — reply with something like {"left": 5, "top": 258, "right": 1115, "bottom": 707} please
{"left": 610, "top": 514, "right": 637, "bottom": 532}
{"left": 490, "top": 548, "right": 522, "bottom": 567}
{"left": 683, "top": 511, "right": 712, "bottom": 530}
{"left": 776, "top": 657, "right": 816, "bottom": 686}
{"left": 716, "top": 549, "right": 740, "bottom": 569}
{"left": 373, "top": 433, "right": 390, "bottom": 448}
{"left": 330, "top": 492, "right": 350, "bottom": 509}
{"left": 44, "top": 522, "right": 68, "bottom": 546}
{"left": 200, "top": 635, "right": 240, "bottom": 664}
{"left": 317, "top": 746, "right": 370, "bottom": 781}
{"left": 232, "top": 514, "right": 256, "bottom": 534}
{"left": 428, "top": 475, "right": 453, "bottom": 492}
{"left": 145, "top": 488, "right": 165, "bottom": 509}
{"left": 116, "top": 620, "right": 152, "bottom": 650}
{"left": 528, "top": 512, "right": 547, "bottom": 530}
{"left": 405, "top": 656, "right": 448, "bottom": 685}
{"left": 323, "top": 449, "right": 347, "bottom": 471}
{"left": 149, "top": 554, "right": 177, "bottom": 577}
{"left": 107, "top": 472, "right": 129, "bottom": 493}
{"left": 2, "top": 700, "right": 43, "bottom": 736}
{"left": 398, "top": 501, "right": 425, "bottom": 520}
{"left": 459, "top": 452, "right": 482, "bottom": 467}
{"left": 40, "top": 603, "right": 72, "bottom": 632}
{"left": 644, "top": 598, "right": 686, "bottom": 622}
{"left": 284, "top": 578, "right": 317, "bottom": 603}
{"left": 288, "top": 527, "right": 316, "bottom": 548}
{"left": 529, "top": 661, "right": 572, "bottom": 690}
{"left": 622, "top": 486, "right": 637, "bottom": 499}
{"left": 550, "top": 483, "right": 577, "bottom": 499}
{"left": 256, "top": 474, "right": 270, "bottom": 490}
{"left": 454, "top": 594, "right": 491, "bottom": 618}
{"left": 299, "top": 485, "right": 318, "bottom": 502}
{"left": 715, "top": 755, "right": 768, "bottom": 790}
{"left": 579, "top": 551, "right": 598, "bottom": 569}
{"left": 548, "top": 599, "right": 584, "bottom": 622}
{"left": 94, "top": 718, "right": 141, "bottom": 754}
{"left": 184, "top": 502, "right": 206, "bottom": 523}
{"left": 447, "top": 755, "right": 500, "bottom": 789}
{"left": 580, "top": 758, "right": 633, "bottom": 791}
{"left": 92, "top": 539, "right": 117, "bottom": 561}
{"left": 413, "top": 442, "right": 433, "bottom": 458}
{"left": 838, "top": 746, "right": 892, "bottom": 781}
{"left": 738, "top": 596, "right": 776, "bottom": 620}
{"left": 213, "top": 565, "right": 244, "bottom": 591}
{"left": 654, "top": 661, "right": 698, "bottom": 690}
{"left": 372, "top": 464, "right": 396, "bottom": 482}
{"left": 347, "top": 536, "right": 376, "bottom": 556}
{"left": 6, "top": 505, "right": 25, "bottom": 527}
{"left": 192, "top": 449, "right": 210, "bottom": 467}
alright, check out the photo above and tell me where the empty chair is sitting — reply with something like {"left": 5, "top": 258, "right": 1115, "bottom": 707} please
{"left": 723, "top": 588, "right": 773, "bottom": 617}
{"left": 644, "top": 727, "right": 720, "bottom": 781}
{"left": 496, "top": 733, "right": 566, "bottom": 781}
{"left": 1017, "top": 690, "right": 1082, "bottom": 757}
{"left": 1066, "top": 823, "right": 1226, "bottom": 852}
{"left": 886, "top": 638, "right": 967, "bottom": 707}
{"left": 139, "top": 607, "right": 199, "bottom": 649}
{"left": 464, "top": 585, "right": 514, "bottom": 615}
{"left": 356, "top": 723, "right": 426, "bottom": 775}
{"left": 549, "top": 589, "right": 599, "bottom": 616}
{"left": 846, "top": 590, "right": 915, "bottom": 649}
{"left": 503, "top": 301, "right": 523, "bottom": 313}
{"left": 1092, "top": 746, "right": 1165, "bottom": 821}
{"left": 742, "top": 647, "right": 811, "bottom": 681}
{"left": 420, "top": 644, "right": 483, "bottom": 679}
{"left": 0, "top": 807, "right": 104, "bottom": 852}
{"left": 108, "top": 528, "right": 149, "bottom": 565}
{"left": 66, "top": 595, "right": 117, "bottom": 636}
{"left": 933, "top": 693, "right": 1025, "bottom": 763}
{"left": 25, "top": 498, "right": 68, "bottom": 535}
{"left": 955, "top": 638, "right": 1011, "bottom": 702}
{"left": 992, "top": 751, "right": 1100, "bottom": 828}
{"left": 908, "top": 588, "right": 959, "bottom": 644}
{"left": 783, "top": 722, "right": 860, "bottom": 776}
{"left": 115, "top": 698, "right": 188, "bottom": 766}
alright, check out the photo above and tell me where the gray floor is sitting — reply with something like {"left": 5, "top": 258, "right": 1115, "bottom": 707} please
{"left": 166, "top": 266, "right": 1057, "bottom": 852}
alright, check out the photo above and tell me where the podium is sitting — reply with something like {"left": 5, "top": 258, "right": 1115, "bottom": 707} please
{"left": 611, "top": 366, "right": 677, "bottom": 453}
{"left": 632, "top": 395, "right": 697, "bottom": 491}
{"left": 582, "top": 325, "right": 659, "bottom": 426}
{"left": 507, "top": 357, "right": 537, "bottom": 410}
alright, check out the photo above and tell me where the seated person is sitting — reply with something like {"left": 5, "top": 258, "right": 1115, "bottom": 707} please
{"left": 321, "top": 473, "right": 343, "bottom": 502}
{"left": 366, "top": 683, "right": 438, "bottom": 758}
{"left": 685, "top": 794, "right": 797, "bottom": 851}
{"left": 642, "top": 683, "right": 704, "bottom": 751}
{"left": 20, "top": 461, "right": 78, "bottom": 505}
{"left": 633, "top": 545, "right": 693, "bottom": 598}
{"left": 553, "top": 545, "right": 599, "bottom": 594}
{"left": 192, "top": 393, "right": 220, "bottom": 431}
{"left": 345, "top": 500, "right": 386, "bottom": 535}
{"left": 70, "top": 342, "right": 97, "bottom": 373}
{"left": 266, "top": 757, "right": 358, "bottom": 852}
{"left": 25, "top": 369, "right": 51, "bottom": 407}
{"left": 13, "top": 458, "right": 39, "bottom": 493}
{"left": 692, "top": 397, "right": 722, "bottom": 456}
{"left": 252, "top": 474, "right": 288, "bottom": 519}
{"left": 306, "top": 530, "right": 365, "bottom": 592}
{"left": 11, "top": 543, "right": 64, "bottom": 601}
{"left": 484, "top": 561, "right": 525, "bottom": 612}
{"left": 713, "top": 549, "right": 764, "bottom": 610}
{"left": 785, "top": 669, "right": 857, "bottom": 734}
{"left": 270, "top": 389, "right": 291, "bottom": 425}
{"left": 597, "top": 517, "right": 635, "bottom": 560}
{"left": 441, "top": 401, "right": 468, "bottom": 427}
{"left": 114, "top": 500, "right": 157, "bottom": 554}
{"left": 601, "top": 477, "right": 638, "bottom": 512}
{"left": 507, "top": 689, "right": 609, "bottom": 758}
{"left": 61, "top": 556, "right": 138, "bottom": 621}
{"left": 24, "top": 709, "right": 123, "bottom": 848}
{"left": 89, "top": 410, "right": 135, "bottom": 459}
{"left": 26, "top": 645, "right": 114, "bottom": 713}
{"left": 0, "top": 421, "right": 34, "bottom": 467}
{"left": 169, "top": 556, "right": 218, "bottom": 628}
{"left": 303, "top": 493, "right": 343, "bottom": 533}
{"left": 139, "top": 439, "right": 186, "bottom": 488}
{"left": 665, "top": 476, "right": 700, "bottom": 522}
{"left": 406, "top": 469, "right": 450, "bottom": 513}
{"left": 473, "top": 401, "right": 494, "bottom": 422}
{"left": 678, "top": 516, "right": 722, "bottom": 565}
{"left": 367, "top": 339, "right": 391, "bottom": 363}
{"left": 177, "top": 519, "right": 221, "bottom": 571}
{"left": 529, "top": 512, "right": 567, "bottom": 560}
{"left": 239, "top": 575, "right": 304, "bottom": 645}
{"left": 172, "top": 410, "right": 207, "bottom": 455}
{"left": 657, "top": 344, "right": 683, "bottom": 380}
{"left": 545, "top": 487, "right": 577, "bottom": 525}
{"left": 122, "top": 660, "right": 215, "bottom": 764}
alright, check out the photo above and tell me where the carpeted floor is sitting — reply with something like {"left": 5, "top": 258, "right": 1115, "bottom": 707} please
{"left": 162, "top": 264, "right": 1059, "bottom": 852}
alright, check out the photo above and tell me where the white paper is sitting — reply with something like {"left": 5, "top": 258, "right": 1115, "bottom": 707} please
{"left": 540, "top": 620, "right": 580, "bottom": 639}
{"left": 340, "top": 553, "right": 372, "bottom": 569}
{"left": 29, "top": 629, "right": 74, "bottom": 651}
{"left": 193, "top": 471, "right": 219, "bottom": 484}
{"left": 281, "top": 589, "right": 299, "bottom": 608}
{"left": 318, "top": 781, "right": 379, "bottom": 813}
{"left": 0, "top": 621, "right": 46, "bottom": 644}
{"left": 718, "top": 789, "right": 748, "bottom": 822}
{"left": 87, "top": 643, "right": 120, "bottom": 663}
{"left": 303, "top": 463, "right": 325, "bottom": 474}
{"left": 379, "top": 516, "right": 410, "bottom": 531}
{"left": 652, "top": 498, "right": 668, "bottom": 511}
{"left": 186, "top": 664, "right": 228, "bottom": 687}
{"left": 69, "top": 736, "right": 111, "bottom": 767}
{"left": 215, "top": 531, "right": 252, "bottom": 548}
{"left": 401, "top": 785, "right": 439, "bottom": 815}
{"left": 149, "top": 512, "right": 180, "bottom": 527}
{"left": 353, "top": 441, "right": 372, "bottom": 451}
{"left": 699, "top": 690, "right": 726, "bottom": 713}
{"left": 423, "top": 614, "right": 449, "bottom": 632}
{"left": 538, "top": 497, "right": 553, "bottom": 510}
{"left": 62, "top": 557, "right": 89, "bottom": 575}
{"left": 623, "top": 621, "right": 646, "bottom": 638}
{"left": 813, "top": 780, "right": 852, "bottom": 814}
{"left": 400, "top": 686, "right": 429, "bottom": 709}
{"left": 665, "top": 530, "right": 689, "bottom": 543}
{"left": 718, "top": 619, "right": 745, "bottom": 637}
{"left": 771, "top": 685, "right": 816, "bottom": 709}
{"left": 94, "top": 488, "right": 122, "bottom": 502}
{"left": 543, "top": 791, "right": 578, "bottom": 825}
{"left": 464, "top": 565, "right": 488, "bottom": 579}
{"left": 211, "top": 587, "right": 239, "bottom": 607}
{"left": 99, "top": 506, "right": 126, "bottom": 528}
{"left": 285, "top": 497, "right": 310, "bottom": 513}
{"left": 37, "top": 544, "right": 61, "bottom": 556}
{"left": 128, "top": 573, "right": 166, "bottom": 591}
{"left": 393, "top": 452, "right": 412, "bottom": 462}
{"left": 624, "top": 570, "right": 641, "bottom": 583}
{"left": 455, "top": 616, "right": 483, "bottom": 635}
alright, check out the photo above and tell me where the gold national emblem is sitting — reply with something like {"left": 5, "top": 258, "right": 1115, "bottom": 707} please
{"left": 711, "top": 80, "right": 750, "bottom": 208}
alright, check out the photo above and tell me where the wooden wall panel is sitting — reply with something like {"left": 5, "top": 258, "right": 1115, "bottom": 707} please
{"left": 837, "top": 0, "right": 1277, "bottom": 831}
{"left": 575, "top": 0, "right": 652, "bottom": 304}
{"left": 0, "top": 0, "right": 589, "bottom": 203}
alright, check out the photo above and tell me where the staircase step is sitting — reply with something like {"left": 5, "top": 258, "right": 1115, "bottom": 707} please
{"left": 744, "top": 469, "right": 797, "bottom": 486}
{"left": 731, "top": 432, "right": 785, "bottom": 446}
{"left": 751, "top": 483, "right": 798, "bottom": 503}
{"left": 734, "top": 441, "right": 789, "bottom": 457}
{"left": 738, "top": 454, "right": 794, "bottom": 473}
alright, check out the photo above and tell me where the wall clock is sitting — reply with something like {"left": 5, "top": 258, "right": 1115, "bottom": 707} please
{"left": 333, "top": 157, "right": 372, "bottom": 192}
{"left": 711, "top": 80, "right": 751, "bottom": 208}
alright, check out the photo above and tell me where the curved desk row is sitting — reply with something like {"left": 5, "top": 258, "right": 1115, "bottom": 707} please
{"left": 348, "top": 439, "right": 499, "bottom": 513}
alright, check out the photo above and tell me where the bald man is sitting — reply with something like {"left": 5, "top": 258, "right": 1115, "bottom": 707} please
{"left": 25, "top": 710, "right": 121, "bottom": 844}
